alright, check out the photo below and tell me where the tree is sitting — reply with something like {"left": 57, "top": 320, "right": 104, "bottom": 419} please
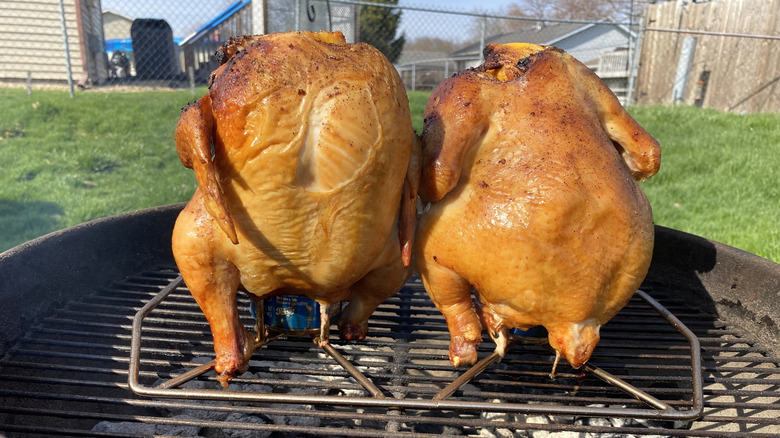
{"left": 466, "top": 3, "right": 536, "bottom": 42}
{"left": 468, "top": 0, "right": 647, "bottom": 39}
{"left": 546, "top": 0, "right": 630, "bottom": 22}
{"left": 358, "top": 0, "right": 405, "bottom": 63}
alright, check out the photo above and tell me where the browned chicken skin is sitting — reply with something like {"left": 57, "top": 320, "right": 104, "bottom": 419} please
{"left": 172, "top": 31, "right": 419, "bottom": 386}
{"left": 416, "top": 43, "right": 660, "bottom": 369}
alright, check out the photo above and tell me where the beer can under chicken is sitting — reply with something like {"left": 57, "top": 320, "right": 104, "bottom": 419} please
{"left": 251, "top": 296, "right": 342, "bottom": 336}
{"left": 511, "top": 326, "right": 548, "bottom": 338}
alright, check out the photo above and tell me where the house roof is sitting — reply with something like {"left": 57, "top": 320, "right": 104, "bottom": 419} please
{"left": 451, "top": 22, "right": 628, "bottom": 58}
{"left": 180, "top": 0, "right": 251, "bottom": 45}
{"left": 102, "top": 9, "right": 135, "bottom": 22}
{"left": 395, "top": 50, "right": 451, "bottom": 66}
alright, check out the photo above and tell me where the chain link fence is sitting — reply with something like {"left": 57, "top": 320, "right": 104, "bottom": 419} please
{"left": 0, "top": 0, "right": 640, "bottom": 99}
{"left": 1, "top": 0, "right": 778, "bottom": 111}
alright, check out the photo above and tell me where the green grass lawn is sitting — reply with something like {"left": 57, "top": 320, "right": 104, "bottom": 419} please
{"left": 407, "top": 91, "right": 429, "bottom": 133}
{"left": 0, "top": 87, "right": 200, "bottom": 250}
{"left": 630, "top": 105, "right": 780, "bottom": 262}
{"left": 1, "top": 88, "right": 778, "bottom": 263}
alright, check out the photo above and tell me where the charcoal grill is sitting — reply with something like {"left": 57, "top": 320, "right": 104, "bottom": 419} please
{"left": 2, "top": 203, "right": 779, "bottom": 437}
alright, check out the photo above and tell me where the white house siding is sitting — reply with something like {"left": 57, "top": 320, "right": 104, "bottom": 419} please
{"left": 552, "top": 25, "right": 632, "bottom": 103}
{"left": 552, "top": 25, "right": 630, "bottom": 69}
{"left": 0, "top": 0, "right": 106, "bottom": 85}
{"left": 102, "top": 11, "right": 132, "bottom": 42}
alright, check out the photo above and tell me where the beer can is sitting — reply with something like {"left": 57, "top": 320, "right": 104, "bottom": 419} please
{"left": 250, "top": 296, "right": 343, "bottom": 336}
{"left": 511, "top": 326, "right": 548, "bottom": 338}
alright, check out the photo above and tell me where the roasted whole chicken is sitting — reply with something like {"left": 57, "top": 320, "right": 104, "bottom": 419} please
{"left": 172, "top": 31, "right": 419, "bottom": 386}
{"left": 416, "top": 43, "right": 661, "bottom": 370}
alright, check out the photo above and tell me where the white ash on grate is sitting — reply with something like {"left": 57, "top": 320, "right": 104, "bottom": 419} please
{"left": 479, "top": 401, "right": 691, "bottom": 438}
{"left": 96, "top": 354, "right": 394, "bottom": 436}
{"left": 91, "top": 414, "right": 202, "bottom": 436}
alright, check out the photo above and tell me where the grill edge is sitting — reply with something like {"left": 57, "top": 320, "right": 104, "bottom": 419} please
{"left": 2, "top": 204, "right": 779, "bottom": 437}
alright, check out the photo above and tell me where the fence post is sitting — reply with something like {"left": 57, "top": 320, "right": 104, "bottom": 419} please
{"left": 479, "top": 15, "right": 486, "bottom": 64}
{"left": 58, "top": 0, "right": 75, "bottom": 98}
{"left": 188, "top": 66, "right": 195, "bottom": 96}
{"left": 295, "top": 0, "right": 302, "bottom": 30}
{"left": 626, "top": 15, "right": 644, "bottom": 107}
{"left": 672, "top": 36, "right": 696, "bottom": 104}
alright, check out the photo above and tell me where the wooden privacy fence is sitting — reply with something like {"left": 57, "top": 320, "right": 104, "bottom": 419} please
{"left": 635, "top": 0, "right": 780, "bottom": 113}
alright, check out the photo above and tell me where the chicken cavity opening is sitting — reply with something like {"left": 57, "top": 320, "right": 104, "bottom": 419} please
{"left": 484, "top": 66, "right": 522, "bottom": 82}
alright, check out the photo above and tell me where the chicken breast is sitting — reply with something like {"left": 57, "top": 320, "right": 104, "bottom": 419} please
{"left": 416, "top": 43, "right": 660, "bottom": 370}
{"left": 172, "top": 31, "right": 419, "bottom": 386}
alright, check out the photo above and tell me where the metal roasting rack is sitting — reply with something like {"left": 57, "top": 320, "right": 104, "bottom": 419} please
{"left": 128, "top": 275, "right": 704, "bottom": 421}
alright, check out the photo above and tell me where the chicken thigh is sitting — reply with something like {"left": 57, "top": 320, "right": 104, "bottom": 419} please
{"left": 416, "top": 43, "right": 660, "bottom": 369}
{"left": 172, "top": 31, "right": 419, "bottom": 386}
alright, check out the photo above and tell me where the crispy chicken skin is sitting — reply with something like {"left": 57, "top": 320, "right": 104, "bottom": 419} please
{"left": 416, "top": 43, "right": 660, "bottom": 369}
{"left": 172, "top": 31, "right": 419, "bottom": 386}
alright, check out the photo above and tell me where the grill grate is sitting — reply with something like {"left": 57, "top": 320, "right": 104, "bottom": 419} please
{"left": 128, "top": 276, "right": 704, "bottom": 420}
{"left": 1, "top": 266, "right": 780, "bottom": 437}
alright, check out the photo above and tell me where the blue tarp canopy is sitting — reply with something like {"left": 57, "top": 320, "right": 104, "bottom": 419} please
{"left": 105, "top": 37, "right": 183, "bottom": 53}
{"left": 106, "top": 38, "right": 133, "bottom": 52}
{"left": 179, "top": 0, "right": 250, "bottom": 45}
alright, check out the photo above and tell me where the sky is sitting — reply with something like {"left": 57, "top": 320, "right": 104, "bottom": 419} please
{"left": 101, "top": 0, "right": 525, "bottom": 40}
{"left": 402, "top": 0, "right": 520, "bottom": 12}
{"left": 401, "top": 0, "right": 518, "bottom": 10}
{"left": 396, "top": 0, "right": 525, "bottom": 42}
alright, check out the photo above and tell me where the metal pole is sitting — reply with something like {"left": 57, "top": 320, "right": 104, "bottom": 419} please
{"left": 626, "top": 14, "right": 644, "bottom": 107}
{"left": 627, "top": 0, "right": 634, "bottom": 76}
{"left": 479, "top": 15, "right": 486, "bottom": 64}
{"left": 295, "top": 0, "right": 302, "bottom": 30}
{"left": 188, "top": 66, "right": 195, "bottom": 96}
{"left": 58, "top": 0, "right": 75, "bottom": 98}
